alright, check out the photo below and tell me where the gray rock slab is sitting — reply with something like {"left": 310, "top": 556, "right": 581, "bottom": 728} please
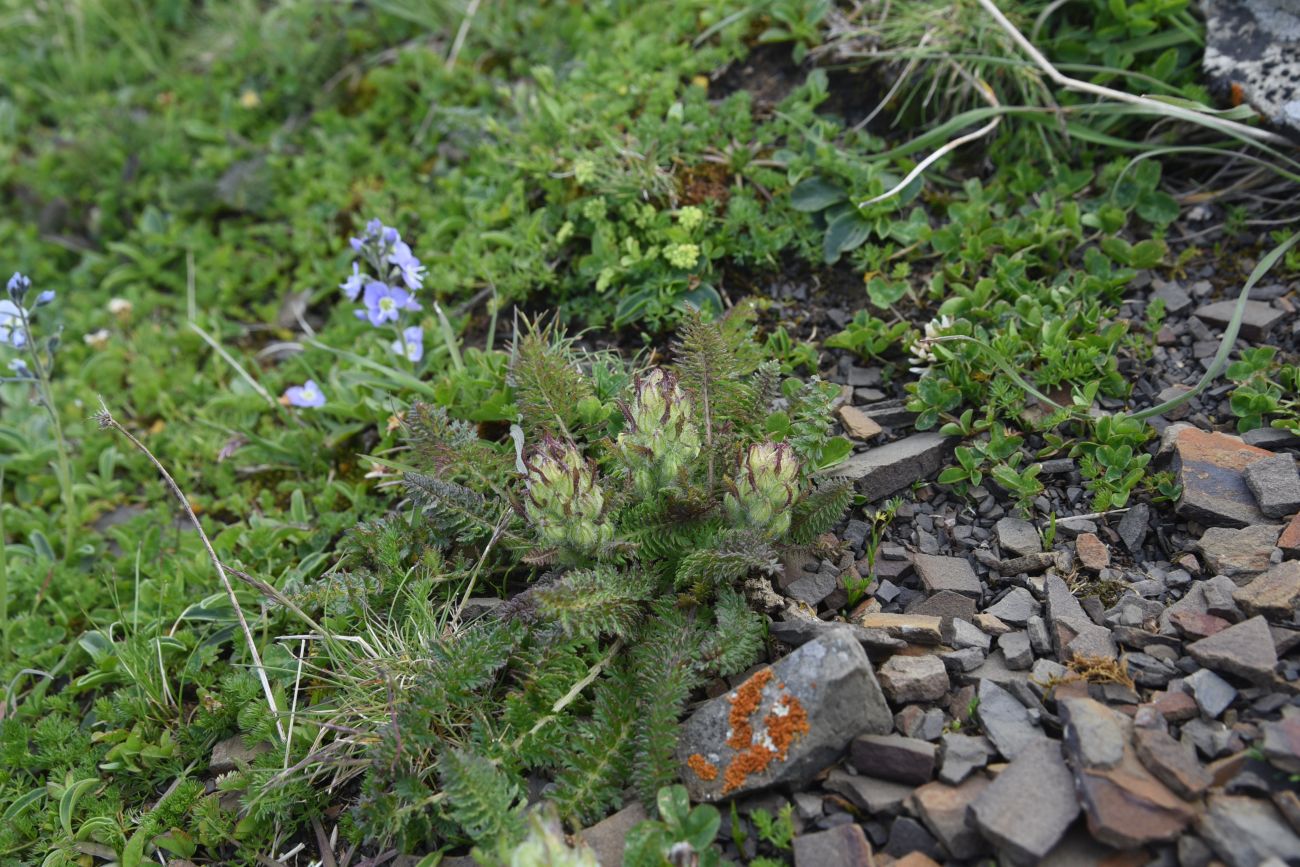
{"left": 839, "top": 433, "right": 957, "bottom": 501}
{"left": 1198, "top": 524, "right": 1282, "bottom": 581}
{"left": 910, "top": 777, "right": 992, "bottom": 861}
{"left": 969, "top": 738, "right": 1079, "bottom": 864}
{"left": 946, "top": 616, "right": 992, "bottom": 652}
{"left": 824, "top": 769, "right": 912, "bottom": 815}
{"left": 937, "top": 732, "right": 993, "bottom": 784}
{"left": 996, "top": 517, "right": 1041, "bottom": 557}
{"left": 913, "top": 553, "right": 982, "bottom": 598}
{"left": 1118, "top": 502, "right": 1151, "bottom": 554}
{"left": 976, "top": 678, "right": 1046, "bottom": 760}
{"left": 792, "top": 823, "right": 875, "bottom": 867}
{"left": 848, "top": 734, "right": 936, "bottom": 785}
{"left": 1244, "top": 453, "right": 1300, "bottom": 518}
{"left": 998, "top": 631, "right": 1033, "bottom": 670}
{"left": 676, "top": 629, "right": 891, "bottom": 801}
{"left": 1060, "top": 696, "right": 1127, "bottom": 770}
{"left": 1198, "top": 793, "right": 1300, "bottom": 867}
{"left": 878, "top": 654, "right": 949, "bottom": 704}
{"left": 577, "top": 802, "right": 646, "bottom": 867}
{"left": 1186, "top": 667, "right": 1237, "bottom": 718}
{"left": 985, "top": 587, "right": 1040, "bottom": 626}
{"left": 1194, "top": 298, "right": 1286, "bottom": 341}
{"left": 1187, "top": 615, "right": 1280, "bottom": 686}
{"left": 1172, "top": 427, "right": 1273, "bottom": 528}
{"left": 906, "top": 589, "right": 977, "bottom": 621}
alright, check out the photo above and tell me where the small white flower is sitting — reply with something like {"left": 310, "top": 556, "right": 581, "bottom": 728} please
{"left": 910, "top": 314, "right": 955, "bottom": 368}
{"left": 108, "top": 297, "right": 133, "bottom": 317}
{"left": 83, "top": 328, "right": 111, "bottom": 349}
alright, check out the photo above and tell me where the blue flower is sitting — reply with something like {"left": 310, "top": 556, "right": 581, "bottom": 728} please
{"left": 390, "top": 326, "right": 424, "bottom": 362}
{"left": 282, "top": 379, "right": 326, "bottom": 408}
{"left": 340, "top": 262, "right": 367, "bottom": 301}
{"left": 8, "top": 358, "right": 30, "bottom": 378}
{"left": 35, "top": 290, "right": 55, "bottom": 307}
{"left": 0, "top": 300, "right": 26, "bottom": 348}
{"left": 356, "top": 281, "right": 420, "bottom": 327}
{"left": 387, "top": 240, "right": 426, "bottom": 291}
{"left": 6, "top": 273, "right": 30, "bottom": 301}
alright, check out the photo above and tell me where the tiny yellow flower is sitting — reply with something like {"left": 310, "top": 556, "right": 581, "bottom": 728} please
{"left": 664, "top": 243, "right": 700, "bottom": 269}
{"left": 239, "top": 89, "right": 261, "bottom": 109}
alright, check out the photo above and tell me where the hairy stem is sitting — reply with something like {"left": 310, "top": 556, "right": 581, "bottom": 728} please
{"left": 16, "top": 304, "right": 76, "bottom": 562}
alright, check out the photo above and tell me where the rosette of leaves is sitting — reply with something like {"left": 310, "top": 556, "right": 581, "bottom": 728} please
{"left": 341, "top": 313, "right": 853, "bottom": 856}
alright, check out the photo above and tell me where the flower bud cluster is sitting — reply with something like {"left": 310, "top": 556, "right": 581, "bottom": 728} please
{"left": 724, "top": 441, "right": 799, "bottom": 537}
{"left": 616, "top": 368, "right": 701, "bottom": 495}
{"left": 524, "top": 436, "right": 613, "bottom": 553}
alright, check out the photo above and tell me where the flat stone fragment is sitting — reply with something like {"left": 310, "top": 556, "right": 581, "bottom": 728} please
{"left": 848, "top": 734, "right": 936, "bottom": 785}
{"left": 1044, "top": 574, "right": 1087, "bottom": 623}
{"left": 1243, "top": 453, "right": 1300, "bottom": 518}
{"left": 1074, "top": 532, "right": 1110, "bottom": 571}
{"left": 1118, "top": 502, "right": 1151, "bottom": 554}
{"left": 854, "top": 613, "right": 943, "bottom": 645}
{"left": 1234, "top": 560, "right": 1300, "bottom": 618}
{"left": 1060, "top": 697, "right": 1127, "bottom": 770}
{"left": 1187, "top": 615, "right": 1280, "bottom": 686}
{"left": 910, "top": 777, "right": 991, "bottom": 861}
{"left": 785, "top": 568, "right": 839, "bottom": 607}
{"left": 1197, "top": 793, "right": 1300, "bottom": 867}
{"left": 998, "top": 631, "right": 1033, "bottom": 670}
{"left": 1280, "top": 511, "right": 1300, "bottom": 558}
{"left": 839, "top": 433, "right": 957, "bottom": 502}
{"left": 676, "top": 630, "right": 892, "bottom": 801}
{"left": 1261, "top": 716, "right": 1300, "bottom": 774}
{"left": 577, "top": 802, "right": 646, "bottom": 867}
{"left": 792, "top": 822, "right": 875, "bottom": 867}
{"left": 906, "top": 589, "right": 977, "bottom": 621}
{"left": 937, "top": 733, "right": 993, "bottom": 784}
{"left": 984, "top": 587, "right": 1039, "bottom": 625}
{"left": 1073, "top": 746, "right": 1197, "bottom": 848}
{"left": 994, "top": 552, "right": 1057, "bottom": 574}
{"left": 976, "top": 678, "right": 1046, "bottom": 760}
{"left": 1185, "top": 668, "right": 1237, "bottom": 718}
{"left": 969, "top": 739, "right": 1079, "bottom": 864}
{"left": 995, "top": 517, "right": 1041, "bottom": 557}
{"left": 1197, "top": 524, "right": 1282, "bottom": 580}
{"left": 837, "top": 405, "right": 884, "bottom": 441}
{"left": 824, "top": 769, "right": 913, "bottom": 815}
{"left": 878, "top": 654, "right": 949, "bottom": 704}
{"left": 1052, "top": 616, "right": 1118, "bottom": 662}
{"left": 1194, "top": 298, "right": 1286, "bottom": 341}
{"left": 1152, "top": 279, "right": 1193, "bottom": 315}
{"left": 769, "top": 618, "right": 905, "bottom": 654}
{"left": 1172, "top": 427, "right": 1273, "bottom": 528}
{"left": 945, "top": 616, "right": 991, "bottom": 652}
{"left": 1133, "top": 727, "right": 1213, "bottom": 800}
{"left": 912, "top": 553, "right": 982, "bottom": 598}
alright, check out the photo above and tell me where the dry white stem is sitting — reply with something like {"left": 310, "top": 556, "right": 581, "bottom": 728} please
{"left": 861, "top": 73, "right": 1001, "bottom": 208}
{"left": 96, "top": 400, "right": 286, "bottom": 741}
{"left": 976, "top": 0, "right": 1292, "bottom": 147}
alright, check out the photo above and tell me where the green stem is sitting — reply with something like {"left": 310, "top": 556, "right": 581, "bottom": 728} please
{"left": 16, "top": 305, "right": 76, "bottom": 562}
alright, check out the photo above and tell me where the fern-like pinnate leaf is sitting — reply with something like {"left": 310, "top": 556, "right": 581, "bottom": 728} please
{"left": 787, "top": 478, "right": 854, "bottom": 545}
{"left": 628, "top": 605, "right": 704, "bottom": 806}
{"left": 512, "top": 319, "right": 596, "bottom": 439}
{"left": 438, "top": 749, "right": 526, "bottom": 847}
{"left": 674, "top": 530, "right": 778, "bottom": 590}
{"left": 548, "top": 673, "right": 637, "bottom": 825}
{"left": 532, "top": 568, "right": 651, "bottom": 641}
{"left": 699, "top": 587, "right": 766, "bottom": 678}
{"left": 405, "top": 473, "right": 504, "bottom": 544}
{"left": 673, "top": 313, "right": 755, "bottom": 487}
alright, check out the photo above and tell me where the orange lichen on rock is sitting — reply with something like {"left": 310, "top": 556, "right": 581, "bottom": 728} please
{"left": 687, "top": 753, "right": 718, "bottom": 781}
{"left": 725, "top": 668, "right": 773, "bottom": 752}
{"left": 718, "top": 667, "right": 810, "bottom": 794}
